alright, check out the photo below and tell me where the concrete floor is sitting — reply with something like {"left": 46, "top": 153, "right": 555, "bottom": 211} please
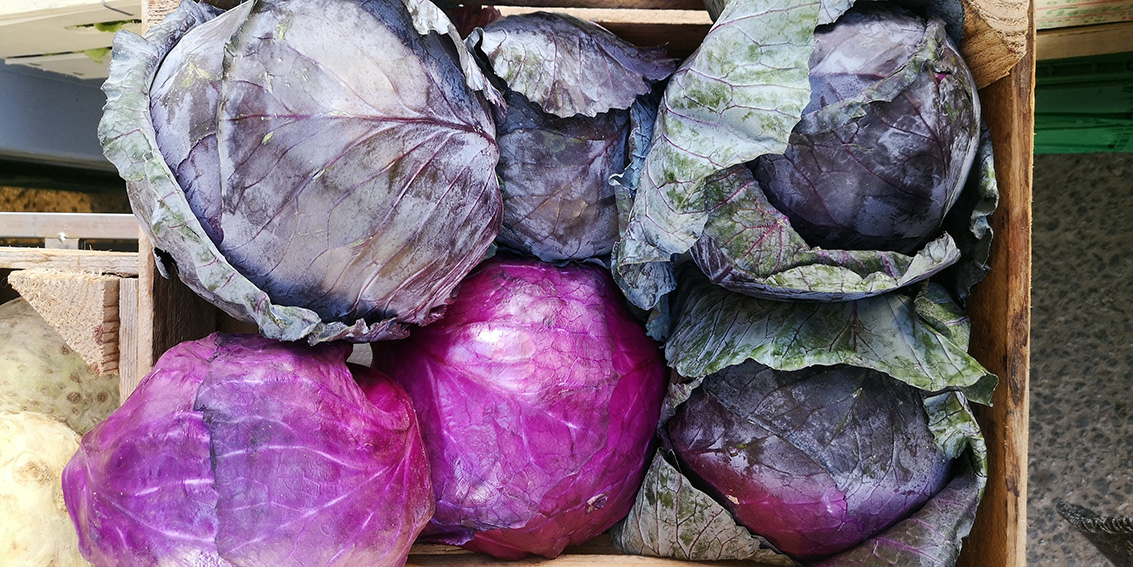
{"left": 1029, "top": 152, "right": 1133, "bottom": 566}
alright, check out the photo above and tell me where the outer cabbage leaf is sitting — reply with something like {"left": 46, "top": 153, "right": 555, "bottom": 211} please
{"left": 371, "top": 256, "right": 666, "bottom": 559}
{"left": 100, "top": 0, "right": 502, "bottom": 345}
{"left": 615, "top": 0, "right": 854, "bottom": 273}
{"left": 609, "top": 452, "right": 795, "bottom": 566}
{"left": 689, "top": 165, "right": 960, "bottom": 301}
{"left": 813, "top": 462, "right": 982, "bottom": 567}
{"left": 937, "top": 126, "right": 1000, "bottom": 304}
{"left": 471, "top": 12, "right": 676, "bottom": 262}
{"left": 101, "top": 2, "right": 326, "bottom": 338}
{"left": 400, "top": 0, "right": 504, "bottom": 108}
{"left": 62, "top": 337, "right": 230, "bottom": 567}
{"left": 61, "top": 334, "right": 433, "bottom": 567}
{"left": 195, "top": 338, "right": 432, "bottom": 567}
{"left": 469, "top": 11, "right": 675, "bottom": 118}
{"left": 618, "top": 0, "right": 993, "bottom": 305}
{"left": 149, "top": 1, "right": 249, "bottom": 245}
{"left": 665, "top": 266, "right": 997, "bottom": 404}
{"left": 610, "top": 87, "right": 677, "bottom": 321}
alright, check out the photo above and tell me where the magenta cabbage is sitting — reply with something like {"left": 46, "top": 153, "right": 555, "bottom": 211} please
{"left": 61, "top": 333, "right": 433, "bottom": 567}
{"left": 666, "top": 361, "right": 951, "bottom": 560}
{"left": 371, "top": 255, "right": 666, "bottom": 559}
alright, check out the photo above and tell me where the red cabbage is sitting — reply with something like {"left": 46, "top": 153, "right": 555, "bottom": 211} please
{"left": 372, "top": 255, "right": 666, "bottom": 559}
{"left": 61, "top": 333, "right": 432, "bottom": 567}
{"left": 666, "top": 361, "right": 951, "bottom": 560}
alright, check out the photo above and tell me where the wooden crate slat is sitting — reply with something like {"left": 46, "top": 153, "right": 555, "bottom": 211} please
{"left": 0, "top": 212, "right": 140, "bottom": 241}
{"left": 0, "top": 246, "right": 139, "bottom": 275}
{"left": 454, "top": 0, "right": 705, "bottom": 9}
{"left": 954, "top": 16, "right": 1035, "bottom": 567}
{"left": 117, "top": 276, "right": 141, "bottom": 401}
{"left": 1035, "top": 21, "right": 1133, "bottom": 60}
{"left": 0, "top": 0, "right": 140, "bottom": 21}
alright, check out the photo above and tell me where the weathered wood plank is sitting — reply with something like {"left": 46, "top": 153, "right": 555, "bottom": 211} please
{"left": 960, "top": 0, "right": 1030, "bottom": 88}
{"left": 0, "top": 212, "right": 139, "bottom": 241}
{"left": 7, "top": 268, "right": 121, "bottom": 375}
{"left": 1036, "top": 21, "right": 1133, "bottom": 60}
{"left": 0, "top": 246, "right": 138, "bottom": 275}
{"left": 117, "top": 276, "right": 140, "bottom": 402}
{"left": 955, "top": 10, "right": 1034, "bottom": 567}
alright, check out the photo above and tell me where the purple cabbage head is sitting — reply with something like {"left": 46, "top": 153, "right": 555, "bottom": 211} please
{"left": 749, "top": 3, "right": 980, "bottom": 255}
{"left": 61, "top": 333, "right": 433, "bottom": 567}
{"left": 468, "top": 12, "right": 676, "bottom": 262}
{"left": 100, "top": 0, "right": 503, "bottom": 343}
{"left": 371, "top": 255, "right": 667, "bottom": 559}
{"left": 667, "top": 361, "right": 951, "bottom": 561}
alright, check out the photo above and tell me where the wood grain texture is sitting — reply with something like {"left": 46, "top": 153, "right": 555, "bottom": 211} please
{"left": 117, "top": 277, "right": 140, "bottom": 401}
{"left": 0, "top": 246, "right": 138, "bottom": 275}
{"left": 962, "top": 0, "right": 1030, "bottom": 88}
{"left": 7, "top": 268, "right": 122, "bottom": 375}
{"left": 956, "top": 3, "right": 1034, "bottom": 566}
{"left": 1035, "top": 21, "right": 1133, "bottom": 60}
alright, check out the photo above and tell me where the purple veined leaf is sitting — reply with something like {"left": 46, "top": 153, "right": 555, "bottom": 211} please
{"left": 469, "top": 11, "right": 676, "bottom": 118}
{"left": 752, "top": 5, "right": 981, "bottom": 255}
{"left": 101, "top": 0, "right": 503, "bottom": 345}
{"left": 214, "top": 0, "right": 501, "bottom": 330}
{"left": 100, "top": 1, "right": 328, "bottom": 343}
{"left": 869, "top": 389, "right": 987, "bottom": 567}
{"left": 468, "top": 11, "right": 676, "bottom": 262}
{"left": 148, "top": 0, "right": 251, "bottom": 246}
{"left": 195, "top": 336, "right": 432, "bottom": 567}
{"left": 62, "top": 337, "right": 232, "bottom": 567}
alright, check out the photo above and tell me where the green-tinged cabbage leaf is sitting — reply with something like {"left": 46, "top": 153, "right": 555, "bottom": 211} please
{"left": 688, "top": 165, "right": 962, "bottom": 301}
{"left": 609, "top": 452, "right": 797, "bottom": 566}
{"left": 614, "top": 0, "right": 854, "bottom": 295}
{"left": 665, "top": 266, "right": 998, "bottom": 404}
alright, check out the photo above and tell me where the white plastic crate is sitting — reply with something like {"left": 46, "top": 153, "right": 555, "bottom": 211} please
{"left": 0, "top": 0, "right": 142, "bottom": 79}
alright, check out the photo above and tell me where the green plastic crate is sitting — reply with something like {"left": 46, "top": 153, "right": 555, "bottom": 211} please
{"left": 1035, "top": 51, "right": 1133, "bottom": 154}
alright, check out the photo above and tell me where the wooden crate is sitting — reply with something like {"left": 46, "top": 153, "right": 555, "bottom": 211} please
{"left": 1, "top": 0, "right": 1034, "bottom": 565}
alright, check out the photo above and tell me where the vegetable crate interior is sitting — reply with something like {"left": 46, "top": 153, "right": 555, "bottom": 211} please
{"left": 0, "top": 0, "right": 1033, "bottom": 566}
